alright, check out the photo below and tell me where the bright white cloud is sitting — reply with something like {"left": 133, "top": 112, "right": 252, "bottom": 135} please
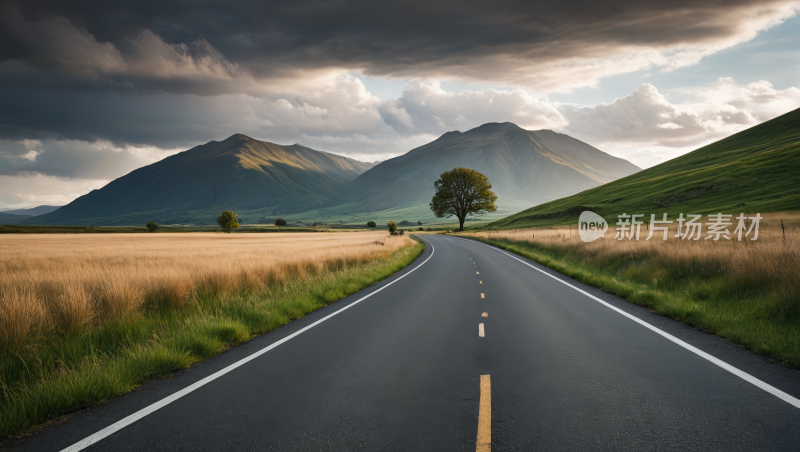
{"left": 0, "top": 138, "right": 184, "bottom": 180}
{"left": 383, "top": 82, "right": 568, "bottom": 134}
{"left": 0, "top": 173, "right": 110, "bottom": 210}
{"left": 561, "top": 78, "right": 800, "bottom": 167}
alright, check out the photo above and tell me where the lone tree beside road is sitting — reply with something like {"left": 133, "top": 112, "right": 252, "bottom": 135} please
{"left": 275, "top": 218, "right": 287, "bottom": 227}
{"left": 146, "top": 222, "right": 159, "bottom": 232}
{"left": 387, "top": 221, "right": 397, "bottom": 234}
{"left": 217, "top": 210, "right": 239, "bottom": 233}
{"left": 430, "top": 167, "right": 497, "bottom": 231}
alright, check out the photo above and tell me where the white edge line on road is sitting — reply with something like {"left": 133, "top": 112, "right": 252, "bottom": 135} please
{"left": 479, "top": 323, "right": 485, "bottom": 337}
{"left": 453, "top": 236, "right": 800, "bottom": 409}
{"left": 61, "top": 239, "right": 435, "bottom": 452}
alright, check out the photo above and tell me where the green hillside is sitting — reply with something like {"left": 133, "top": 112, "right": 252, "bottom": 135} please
{"left": 490, "top": 107, "right": 800, "bottom": 229}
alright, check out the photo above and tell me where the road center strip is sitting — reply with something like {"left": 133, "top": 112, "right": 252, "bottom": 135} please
{"left": 477, "top": 375, "right": 491, "bottom": 452}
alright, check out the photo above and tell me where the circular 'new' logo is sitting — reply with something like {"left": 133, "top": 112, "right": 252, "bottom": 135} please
{"left": 578, "top": 211, "right": 608, "bottom": 242}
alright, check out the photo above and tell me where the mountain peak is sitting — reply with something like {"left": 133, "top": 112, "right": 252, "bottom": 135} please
{"left": 437, "top": 130, "right": 462, "bottom": 141}
{"left": 223, "top": 133, "right": 256, "bottom": 143}
{"left": 465, "top": 122, "right": 524, "bottom": 135}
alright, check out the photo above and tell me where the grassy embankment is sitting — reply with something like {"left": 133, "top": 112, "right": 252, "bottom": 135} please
{"left": 463, "top": 107, "right": 800, "bottom": 368}
{"left": 0, "top": 232, "right": 422, "bottom": 437}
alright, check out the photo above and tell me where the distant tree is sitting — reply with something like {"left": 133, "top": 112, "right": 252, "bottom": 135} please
{"left": 146, "top": 222, "right": 159, "bottom": 232}
{"left": 387, "top": 221, "right": 397, "bottom": 234}
{"left": 430, "top": 167, "right": 497, "bottom": 231}
{"left": 417, "top": 221, "right": 422, "bottom": 226}
{"left": 275, "top": 218, "right": 287, "bottom": 227}
{"left": 367, "top": 221, "right": 376, "bottom": 228}
{"left": 418, "top": 227, "right": 423, "bottom": 231}
{"left": 217, "top": 210, "right": 240, "bottom": 233}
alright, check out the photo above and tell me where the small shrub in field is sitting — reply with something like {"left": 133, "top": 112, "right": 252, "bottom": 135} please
{"left": 367, "top": 221, "right": 376, "bottom": 228}
{"left": 418, "top": 227, "right": 423, "bottom": 231}
{"left": 146, "top": 222, "right": 159, "bottom": 232}
{"left": 275, "top": 218, "right": 287, "bottom": 227}
{"left": 217, "top": 210, "right": 239, "bottom": 233}
{"left": 387, "top": 221, "right": 397, "bottom": 234}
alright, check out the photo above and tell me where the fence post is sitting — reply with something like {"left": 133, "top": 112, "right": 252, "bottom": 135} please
{"left": 781, "top": 219, "right": 786, "bottom": 243}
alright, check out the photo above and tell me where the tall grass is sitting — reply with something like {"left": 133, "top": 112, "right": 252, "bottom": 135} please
{"left": 0, "top": 232, "right": 420, "bottom": 436}
{"left": 0, "top": 232, "right": 411, "bottom": 352}
{"left": 465, "top": 215, "right": 800, "bottom": 367}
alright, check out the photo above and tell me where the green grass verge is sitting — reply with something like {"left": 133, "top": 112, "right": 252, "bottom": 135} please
{"left": 464, "top": 236, "right": 800, "bottom": 369}
{"left": 0, "top": 241, "right": 424, "bottom": 437}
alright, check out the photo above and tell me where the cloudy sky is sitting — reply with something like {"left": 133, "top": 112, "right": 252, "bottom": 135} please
{"left": 1, "top": 0, "right": 798, "bottom": 209}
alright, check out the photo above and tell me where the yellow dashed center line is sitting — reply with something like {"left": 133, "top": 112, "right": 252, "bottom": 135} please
{"left": 481, "top": 312, "right": 488, "bottom": 317}
{"left": 479, "top": 281, "right": 483, "bottom": 284}
{"left": 480, "top": 293, "right": 485, "bottom": 298}
{"left": 476, "top": 271, "right": 480, "bottom": 274}
{"left": 477, "top": 375, "right": 491, "bottom": 452}
{"left": 478, "top": 323, "right": 485, "bottom": 337}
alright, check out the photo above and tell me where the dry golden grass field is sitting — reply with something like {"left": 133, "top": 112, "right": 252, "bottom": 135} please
{"left": 0, "top": 231, "right": 413, "bottom": 352}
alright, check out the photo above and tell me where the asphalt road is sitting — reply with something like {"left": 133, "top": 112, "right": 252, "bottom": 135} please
{"left": 9, "top": 234, "right": 800, "bottom": 451}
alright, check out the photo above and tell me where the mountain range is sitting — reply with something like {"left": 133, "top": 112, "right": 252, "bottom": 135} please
{"left": 296, "top": 122, "right": 639, "bottom": 223}
{"left": 19, "top": 124, "right": 640, "bottom": 226}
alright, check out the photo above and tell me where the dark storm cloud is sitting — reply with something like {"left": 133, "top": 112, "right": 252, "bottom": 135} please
{"left": 0, "top": 85, "right": 225, "bottom": 147}
{"left": 1, "top": 0, "right": 796, "bottom": 90}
